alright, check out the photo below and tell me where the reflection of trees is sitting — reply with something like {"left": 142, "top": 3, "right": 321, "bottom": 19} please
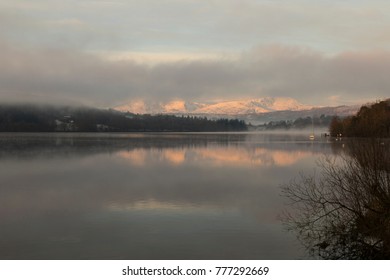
{"left": 282, "top": 140, "right": 390, "bottom": 259}
{"left": 0, "top": 133, "right": 248, "bottom": 159}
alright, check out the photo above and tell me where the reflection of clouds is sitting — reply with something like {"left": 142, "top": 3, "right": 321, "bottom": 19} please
{"left": 0, "top": 142, "right": 318, "bottom": 222}
{"left": 116, "top": 147, "right": 312, "bottom": 167}
{"left": 163, "top": 149, "right": 186, "bottom": 165}
{"left": 116, "top": 149, "right": 147, "bottom": 166}
{"left": 116, "top": 148, "right": 187, "bottom": 166}
{"left": 197, "top": 147, "right": 310, "bottom": 167}
{"left": 107, "top": 199, "right": 198, "bottom": 212}
{"left": 0, "top": 134, "right": 328, "bottom": 259}
{"left": 270, "top": 150, "right": 309, "bottom": 166}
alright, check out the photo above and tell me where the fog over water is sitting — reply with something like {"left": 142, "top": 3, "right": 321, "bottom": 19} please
{"left": 0, "top": 132, "right": 337, "bottom": 259}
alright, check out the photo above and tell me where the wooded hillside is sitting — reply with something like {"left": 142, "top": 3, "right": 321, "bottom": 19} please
{"left": 0, "top": 104, "right": 247, "bottom": 132}
{"left": 329, "top": 99, "right": 390, "bottom": 137}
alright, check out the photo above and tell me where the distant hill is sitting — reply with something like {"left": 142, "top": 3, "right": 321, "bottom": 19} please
{"left": 330, "top": 99, "right": 390, "bottom": 137}
{"left": 0, "top": 104, "right": 247, "bottom": 132}
{"left": 115, "top": 98, "right": 360, "bottom": 125}
{"left": 242, "top": 105, "right": 360, "bottom": 125}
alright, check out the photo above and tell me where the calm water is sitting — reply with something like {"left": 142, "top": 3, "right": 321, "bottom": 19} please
{"left": 0, "top": 132, "right": 336, "bottom": 259}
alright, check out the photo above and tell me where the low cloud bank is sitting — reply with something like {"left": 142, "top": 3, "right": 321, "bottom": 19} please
{"left": 0, "top": 43, "right": 388, "bottom": 107}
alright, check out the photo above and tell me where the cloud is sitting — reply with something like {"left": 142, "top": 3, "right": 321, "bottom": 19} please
{"left": 2, "top": 0, "right": 390, "bottom": 54}
{"left": 0, "top": 41, "right": 389, "bottom": 107}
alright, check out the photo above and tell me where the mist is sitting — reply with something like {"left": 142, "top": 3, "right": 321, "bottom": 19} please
{"left": 0, "top": 42, "right": 389, "bottom": 108}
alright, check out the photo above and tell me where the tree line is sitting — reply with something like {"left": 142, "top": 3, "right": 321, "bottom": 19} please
{"left": 259, "top": 115, "right": 334, "bottom": 130}
{"left": 330, "top": 99, "right": 390, "bottom": 137}
{"left": 0, "top": 104, "right": 247, "bottom": 132}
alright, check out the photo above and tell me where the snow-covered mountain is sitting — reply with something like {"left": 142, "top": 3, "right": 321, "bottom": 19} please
{"left": 115, "top": 97, "right": 312, "bottom": 115}
{"left": 114, "top": 97, "right": 362, "bottom": 125}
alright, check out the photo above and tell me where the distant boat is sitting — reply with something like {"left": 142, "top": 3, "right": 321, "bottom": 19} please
{"left": 309, "top": 116, "right": 315, "bottom": 140}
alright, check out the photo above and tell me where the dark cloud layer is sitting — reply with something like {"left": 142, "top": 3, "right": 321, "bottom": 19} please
{"left": 0, "top": 42, "right": 388, "bottom": 107}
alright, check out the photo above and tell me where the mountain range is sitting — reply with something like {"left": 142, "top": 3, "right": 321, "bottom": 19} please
{"left": 115, "top": 97, "right": 311, "bottom": 115}
{"left": 115, "top": 97, "right": 361, "bottom": 124}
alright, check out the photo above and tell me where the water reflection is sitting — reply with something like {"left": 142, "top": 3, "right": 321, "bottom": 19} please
{"left": 282, "top": 139, "right": 390, "bottom": 259}
{"left": 116, "top": 147, "right": 312, "bottom": 167}
{"left": 0, "top": 132, "right": 333, "bottom": 259}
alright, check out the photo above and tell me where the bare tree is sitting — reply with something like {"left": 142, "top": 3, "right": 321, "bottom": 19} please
{"left": 282, "top": 139, "right": 390, "bottom": 259}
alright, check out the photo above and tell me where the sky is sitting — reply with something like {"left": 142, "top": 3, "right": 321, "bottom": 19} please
{"left": 0, "top": 0, "right": 389, "bottom": 107}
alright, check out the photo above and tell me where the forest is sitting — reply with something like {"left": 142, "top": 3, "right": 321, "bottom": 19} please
{"left": 329, "top": 99, "right": 390, "bottom": 137}
{"left": 261, "top": 115, "right": 334, "bottom": 130}
{"left": 0, "top": 104, "right": 247, "bottom": 132}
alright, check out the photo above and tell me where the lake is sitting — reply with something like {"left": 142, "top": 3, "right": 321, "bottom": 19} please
{"left": 0, "top": 132, "right": 336, "bottom": 259}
